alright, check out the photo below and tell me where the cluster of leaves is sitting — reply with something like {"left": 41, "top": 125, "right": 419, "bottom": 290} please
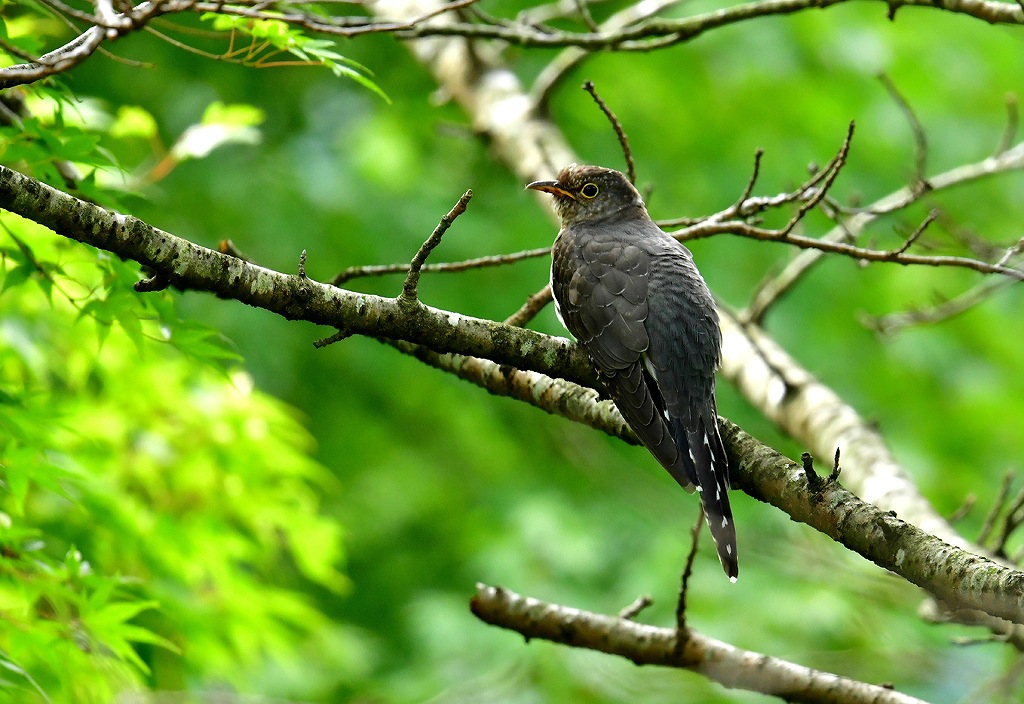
{"left": 201, "top": 13, "right": 390, "bottom": 102}
{"left": 0, "top": 85, "right": 354, "bottom": 702}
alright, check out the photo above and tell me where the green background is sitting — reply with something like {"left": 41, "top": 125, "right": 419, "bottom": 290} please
{"left": 3, "top": 1, "right": 1024, "bottom": 701}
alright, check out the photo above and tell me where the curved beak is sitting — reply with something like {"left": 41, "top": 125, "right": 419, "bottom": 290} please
{"left": 526, "top": 180, "right": 576, "bottom": 200}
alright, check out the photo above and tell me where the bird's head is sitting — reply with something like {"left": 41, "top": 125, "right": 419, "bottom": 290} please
{"left": 527, "top": 164, "right": 645, "bottom": 226}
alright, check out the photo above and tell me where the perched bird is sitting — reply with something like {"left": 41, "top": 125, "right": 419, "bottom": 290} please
{"left": 528, "top": 164, "right": 737, "bottom": 580}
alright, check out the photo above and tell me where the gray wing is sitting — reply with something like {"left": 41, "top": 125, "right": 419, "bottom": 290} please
{"left": 551, "top": 223, "right": 695, "bottom": 492}
{"left": 645, "top": 235, "right": 737, "bottom": 579}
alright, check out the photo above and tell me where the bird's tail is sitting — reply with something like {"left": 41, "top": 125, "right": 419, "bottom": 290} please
{"left": 686, "top": 415, "right": 738, "bottom": 581}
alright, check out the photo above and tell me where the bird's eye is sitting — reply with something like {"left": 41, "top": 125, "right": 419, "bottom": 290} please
{"left": 580, "top": 183, "right": 599, "bottom": 198}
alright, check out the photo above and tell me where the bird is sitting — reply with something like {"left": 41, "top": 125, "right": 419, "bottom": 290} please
{"left": 527, "top": 164, "right": 737, "bottom": 581}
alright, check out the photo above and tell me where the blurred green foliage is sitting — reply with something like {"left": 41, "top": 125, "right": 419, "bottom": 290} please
{"left": 2, "top": 1, "right": 1024, "bottom": 702}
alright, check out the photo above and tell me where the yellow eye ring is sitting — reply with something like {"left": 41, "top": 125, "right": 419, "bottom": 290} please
{"left": 580, "top": 183, "right": 599, "bottom": 198}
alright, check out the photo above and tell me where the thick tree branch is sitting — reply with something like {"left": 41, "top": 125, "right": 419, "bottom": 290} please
{"left": 388, "top": 339, "right": 1024, "bottom": 625}
{"left": 471, "top": 584, "right": 931, "bottom": 704}
{"left": 371, "top": 0, "right": 994, "bottom": 570}
{"left": 5, "top": 161, "right": 1022, "bottom": 622}
{"left": 0, "top": 164, "right": 594, "bottom": 387}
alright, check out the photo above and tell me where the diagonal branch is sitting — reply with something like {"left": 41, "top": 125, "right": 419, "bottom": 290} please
{"left": 370, "top": 0, "right": 1006, "bottom": 581}
{"left": 0, "top": 163, "right": 596, "bottom": 388}
{"left": 5, "top": 160, "right": 1022, "bottom": 623}
{"left": 386, "top": 338, "right": 1024, "bottom": 625}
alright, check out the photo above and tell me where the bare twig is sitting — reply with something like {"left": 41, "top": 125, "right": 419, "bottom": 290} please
{"left": 7, "top": 0, "right": 1024, "bottom": 91}
{"left": 867, "top": 265, "right": 1020, "bottom": 335}
{"left": 331, "top": 247, "right": 549, "bottom": 287}
{"left": 995, "top": 93, "right": 1019, "bottom": 156}
{"left": 573, "top": 0, "right": 599, "bottom": 31}
{"left": 948, "top": 494, "right": 976, "bottom": 525}
{"left": 683, "top": 221, "right": 1024, "bottom": 280}
{"left": 398, "top": 0, "right": 1024, "bottom": 49}
{"left": 617, "top": 595, "right": 653, "bottom": 620}
{"left": 313, "top": 329, "right": 352, "bottom": 348}
{"left": 888, "top": 209, "right": 939, "bottom": 256}
{"left": 979, "top": 471, "right": 1018, "bottom": 548}
{"left": 879, "top": 73, "right": 929, "bottom": 191}
{"left": 582, "top": 80, "right": 636, "bottom": 183}
{"left": 993, "top": 485, "right": 1024, "bottom": 558}
{"left": 505, "top": 284, "right": 554, "bottom": 327}
{"left": 658, "top": 131, "right": 849, "bottom": 231}
{"left": 735, "top": 148, "right": 765, "bottom": 216}
{"left": 401, "top": 189, "right": 473, "bottom": 302}
{"left": 777, "top": 121, "right": 855, "bottom": 236}
{"left": 746, "top": 141, "right": 1024, "bottom": 322}
{"left": 675, "top": 507, "right": 705, "bottom": 632}
{"left": 663, "top": 129, "right": 1024, "bottom": 283}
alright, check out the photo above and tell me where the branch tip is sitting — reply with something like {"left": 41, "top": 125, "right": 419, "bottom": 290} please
{"left": 675, "top": 507, "right": 704, "bottom": 633}
{"left": 313, "top": 329, "right": 352, "bottom": 348}
{"left": 401, "top": 188, "right": 474, "bottom": 302}
{"left": 582, "top": 80, "right": 636, "bottom": 184}
{"left": 135, "top": 271, "right": 170, "bottom": 292}
{"left": 617, "top": 595, "right": 653, "bottom": 621}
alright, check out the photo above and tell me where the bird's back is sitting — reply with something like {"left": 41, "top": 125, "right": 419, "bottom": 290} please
{"left": 551, "top": 212, "right": 737, "bottom": 578}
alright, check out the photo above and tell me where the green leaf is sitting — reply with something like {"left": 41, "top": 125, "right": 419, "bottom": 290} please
{"left": 108, "top": 106, "right": 159, "bottom": 140}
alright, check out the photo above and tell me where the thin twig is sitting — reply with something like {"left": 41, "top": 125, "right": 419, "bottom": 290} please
{"left": 995, "top": 93, "right": 1019, "bottom": 156}
{"left": 746, "top": 141, "right": 1024, "bottom": 323}
{"left": 681, "top": 220, "right": 1024, "bottom": 279}
{"left": 332, "top": 247, "right": 549, "bottom": 286}
{"left": 993, "top": 485, "right": 1024, "bottom": 558}
{"left": 505, "top": 284, "right": 554, "bottom": 327}
{"left": 978, "top": 470, "right": 1016, "bottom": 548}
{"left": 617, "top": 595, "right": 654, "bottom": 620}
{"left": 947, "top": 494, "right": 976, "bottom": 524}
{"left": 313, "top": 329, "right": 352, "bottom": 348}
{"left": 867, "top": 265, "right": 1020, "bottom": 336}
{"left": 396, "top": 0, "right": 1024, "bottom": 49}
{"left": 888, "top": 209, "right": 939, "bottom": 256}
{"left": 675, "top": 507, "right": 705, "bottom": 633}
{"left": 582, "top": 80, "right": 635, "bottom": 183}
{"left": 658, "top": 132, "right": 848, "bottom": 230}
{"left": 574, "top": 0, "right": 599, "bottom": 31}
{"left": 777, "top": 121, "right": 855, "bottom": 236}
{"left": 879, "top": 73, "right": 929, "bottom": 191}
{"left": 734, "top": 148, "right": 765, "bottom": 216}
{"left": 401, "top": 189, "right": 473, "bottom": 302}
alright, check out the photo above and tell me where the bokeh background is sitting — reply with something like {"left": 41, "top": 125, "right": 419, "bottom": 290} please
{"left": 3, "top": 1, "right": 1024, "bottom": 701}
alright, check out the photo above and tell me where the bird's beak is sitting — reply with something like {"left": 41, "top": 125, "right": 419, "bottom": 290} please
{"left": 526, "top": 180, "right": 576, "bottom": 200}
